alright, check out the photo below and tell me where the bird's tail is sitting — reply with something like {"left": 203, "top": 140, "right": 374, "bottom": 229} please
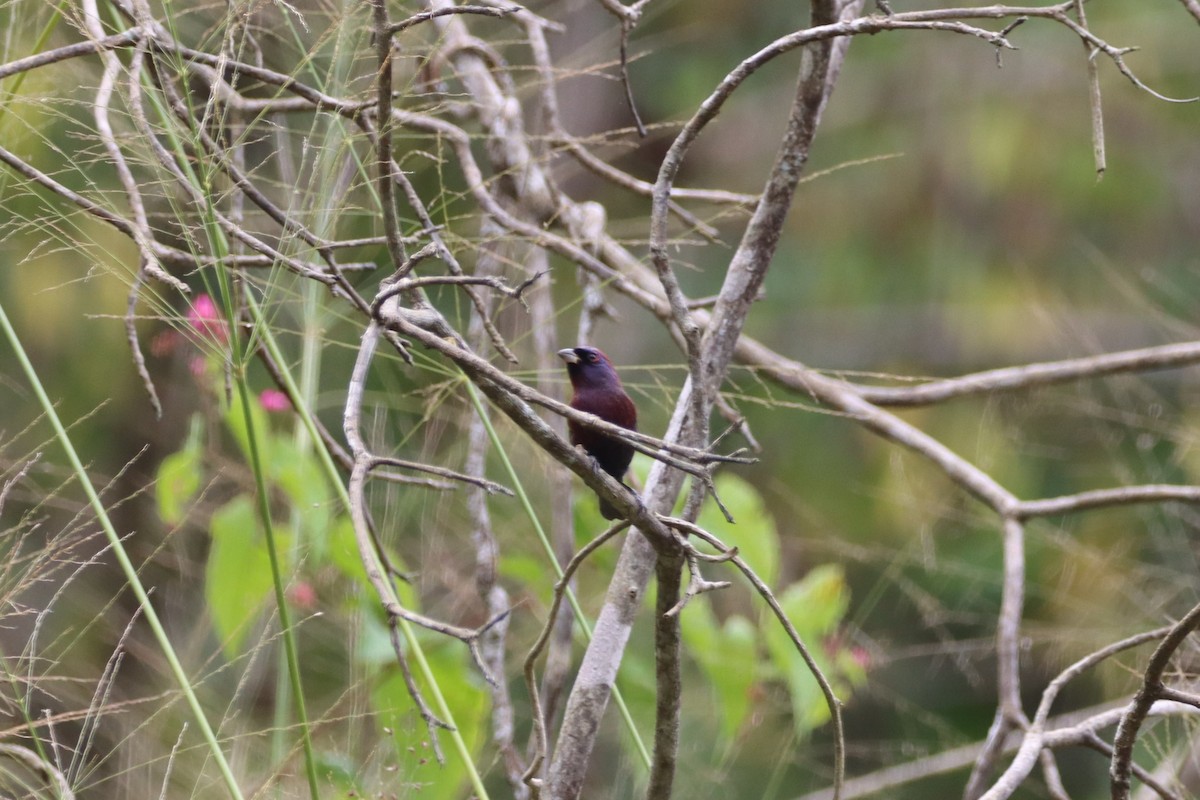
{"left": 599, "top": 497, "right": 619, "bottom": 520}
{"left": 599, "top": 481, "right": 635, "bottom": 520}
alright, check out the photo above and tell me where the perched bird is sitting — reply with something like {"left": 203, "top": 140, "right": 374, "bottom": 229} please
{"left": 557, "top": 346, "right": 639, "bottom": 520}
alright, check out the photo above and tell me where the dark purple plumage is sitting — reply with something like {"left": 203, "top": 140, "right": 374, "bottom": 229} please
{"left": 558, "top": 346, "right": 638, "bottom": 520}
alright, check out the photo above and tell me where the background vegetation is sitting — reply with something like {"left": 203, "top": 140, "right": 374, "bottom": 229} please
{"left": 2, "top": 0, "right": 1200, "bottom": 798}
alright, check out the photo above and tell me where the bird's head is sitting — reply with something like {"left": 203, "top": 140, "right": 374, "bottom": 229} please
{"left": 557, "top": 346, "right": 622, "bottom": 389}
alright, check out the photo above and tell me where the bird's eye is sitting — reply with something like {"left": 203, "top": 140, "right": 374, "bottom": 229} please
{"left": 585, "top": 352, "right": 596, "bottom": 363}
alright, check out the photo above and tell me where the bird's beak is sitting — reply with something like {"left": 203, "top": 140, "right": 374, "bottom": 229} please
{"left": 557, "top": 348, "right": 580, "bottom": 365}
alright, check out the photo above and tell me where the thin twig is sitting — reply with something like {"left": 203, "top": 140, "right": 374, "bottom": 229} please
{"left": 1017, "top": 485, "right": 1200, "bottom": 518}
{"left": 796, "top": 701, "right": 1199, "bottom": 800}
{"left": 1074, "top": 0, "right": 1106, "bottom": 176}
{"left": 389, "top": 3, "right": 521, "bottom": 33}
{"left": 369, "top": 457, "right": 512, "bottom": 495}
{"left": 0, "top": 744, "right": 75, "bottom": 800}
{"left": 1111, "top": 600, "right": 1200, "bottom": 799}
{"left": 977, "top": 626, "right": 1171, "bottom": 800}
{"left": 0, "top": 29, "right": 143, "bottom": 80}
{"left": 344, "top": 320, "right": 511, "bottom": 761}
{"left": 850, "top": 341, "right": 1200, "bottom": 406}
{"left": 125, "top": 272, "right": 162, "bottom": 418}
{"left": 1039, "top": 750, "right": 1071, "bottom": 800}
{"left": 0, "top": 453, "right": 40, "bottom": 516}
{"left": 617, "top": 19, "right": 647, "bottom": 137}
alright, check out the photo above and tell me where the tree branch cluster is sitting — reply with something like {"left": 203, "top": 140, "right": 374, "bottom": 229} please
{"left": 5, "top": 1, "right": 1200, "bottom": 798}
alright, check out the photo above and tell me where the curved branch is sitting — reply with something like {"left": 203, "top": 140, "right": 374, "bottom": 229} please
{"left": 853, "top": 341, "right": 1200, "bottom": 407}
{"left": 979, "top": 627, "right": 1171, "bottom": 800}
{"left": 1111, "top": 600, "right": 1200, "bottom": 799}
{"left": 1017, "top": 485, "right": 1200, "bottom": 519}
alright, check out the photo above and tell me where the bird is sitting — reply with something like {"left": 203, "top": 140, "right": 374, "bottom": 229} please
{"left": 557, "top": 346, "right": 639, "bottom": 520}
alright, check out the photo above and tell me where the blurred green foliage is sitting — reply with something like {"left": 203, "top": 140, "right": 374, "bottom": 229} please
{"left": 2, "top": 0, "right": 1200, "bottom": 797}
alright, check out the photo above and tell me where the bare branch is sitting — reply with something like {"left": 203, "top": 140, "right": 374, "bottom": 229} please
{"left": 0, "top": 144, "right": 137, "bottom": 235}
{"left": 662, "top": 541, "right": 733, "bottom": 618}
{"left": 0, "top": 29, "right": 143, "bottom": 80}
{"left": 1111, "top": 600, "right": 1200, "bottom": 799}
{"left": 343, "top": 319, "right": 515, "bottom": 757}
{"left": 389, "top": 4, "right": 521, "bottom": 34}
{"left": 370, "top": 0, "right": 407, "bottom": 283}
{"left": 1074, "top": 0, "right": 1106, "bottom": 176}
{"left": 368, "top": 457, "right": 511, "bottom": 495}
{"left": 852, "top": 341, "right": 1200, "bottom": 407}
{"left": 616, "top": 18, "right": 647, "bottom": 138}
{"left": 978, "top": 627, "right": 1171, "bottom": 800}
{"left": 1018, "top": 485, "right": 1200, "bottom": 519}
{"left": 125, "top": 272, "right": 162, "bottom": 418}
{"left": 371, "top": 270, "right": 549, "bottom": 316}
{"left": 1180, "top": 0, "right": 1200, "bottom": 24}
{"left": 1039, "top": 750, "right": 1071, "bottom": 800}
{"left": 798, "top": 701, "right": 1200, "bottom": 800}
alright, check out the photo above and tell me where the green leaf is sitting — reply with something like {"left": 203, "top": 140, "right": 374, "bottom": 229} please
{"left": 205, "top": 495, "right": 277, "bottom": 658}
{"left": 328, "top": 517, "right": 369, "bottom": 587}
{"left": 355, "top": 607, "right": 399, "bottom": 669}
{"left": 695, "top": 473, "right": 781, "bottom": 588}
{"left": 498, "top": 552, "right": 549, "bottom": 587}
{"left": 372, "top": 643, "right": 486, "bottom": 800}
{"left": 835, "top": 646, "right": 869, "bottom": 690}
{"left": 155, "top": 415, "right": 203, "bottom": 525}
{"left": 327, "top": 517, "right": 414, "bottom": 606}
{"left": 681, "top": 605, "right": 759, "bottom": 741}
{"left": 762, "top": 565, "right": 851, "bottom": 737}
{"left": 680, "top": 597, "right": 720, "bottom": 657}
{"left": 223, "top": 398, "right": 269, "bottom": 467}
{"left": 271, "top": 436, "right": 332, "bottom": 548}
{"left": 224, "top": 397, "right": 335, "bottom": 556}
{"left": 715, "top": 615, "right": 758, "bottom": 739}
{"left": 778, "top": 564, "right": 850, "bottom": 641}
{"left": 313, "top": 751, "right": 361, "bottom": 796}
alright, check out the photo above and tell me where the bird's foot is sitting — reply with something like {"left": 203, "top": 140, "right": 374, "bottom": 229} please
{"left": 573, "top": 444, "right": 604, "bottom": 473}
{"left": 620, "top": 481, "right": 645, "bottom": 518}
{"left": 630, "top": 491, "right": 646, "bottom": 518}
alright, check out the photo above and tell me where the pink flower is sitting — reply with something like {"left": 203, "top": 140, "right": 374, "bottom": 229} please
{"left": 150, "top": 329, "right": 181, "bottom": 357}
{"left": 258, "top": 388, "right": 291, "bottom": 413}
{"left": 187, "top": 294, "right": 228, "bottom": 345}
{"left": 287, "top": 581, "right": 318, "bottom": 611}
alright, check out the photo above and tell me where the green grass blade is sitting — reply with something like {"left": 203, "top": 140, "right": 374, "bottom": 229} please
{"left": 0, "top": 299, "right": 247, "bottom": 800}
